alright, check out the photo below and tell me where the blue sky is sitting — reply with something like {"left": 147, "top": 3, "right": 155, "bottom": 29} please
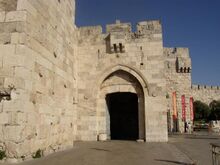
{"left": 75, "top": 0, "right": 220, "bottom": 86}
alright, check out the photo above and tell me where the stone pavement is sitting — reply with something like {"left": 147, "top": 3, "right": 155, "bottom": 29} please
{"left": 5, "top": 140, "right": 193, "bottom": 165}
{"left": 4, "top": 133, "right": 220, "bottom": 165}
{"left": 169, "top": 132, "right": 220, "bottom": 165}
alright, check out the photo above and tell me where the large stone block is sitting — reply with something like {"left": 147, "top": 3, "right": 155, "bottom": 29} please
{"left": 3, "top": 125, "right": 25, "bottom": 142}
{"left": 0, "top": 112, "right": 9, "bottom": 124}
{"left": 0, "top": 67, "right": 14, "bottom": 77}
{"left": 0, "top": 33, "right": 11, "bottom": 44}
{"left": 5, "top": 140, "right": 31, "bottom": 158}
{"left": 0, "top": 22, "right": 25, "bottom": 33}
{"left": 37, "top": 125, "right": 50, "bottom": 140}
{"left": 11, "top": 32, "right": 26, "bottom": 44}
{"left": 3, "top": 98, "right": 24, "bottom": 112}
{"left": 0, "top": 0, "right": 17, "bottom": 11}
{"left": 4, "top": 77, "right": 25, "bottom": 89}
{"left": 14, "top": 67, "right": 32, "bottom": 80}
{"left": 0, "top": 11, "right": 5, "bottom": 22}
{"left": 5, "top": 10, "right": 27, "bottom": 22}
{"left": 0, "top": 44, "right": 15, "bottom": 55}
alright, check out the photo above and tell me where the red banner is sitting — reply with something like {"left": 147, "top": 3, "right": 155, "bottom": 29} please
{"left": 181, "top": 95, "right": 186, "bottom": 121}
{"left": 172, "top": 92, "right": 177, "bottom": 120}
{"left": 190, "top": 97, "right": 194, "bottom": 121}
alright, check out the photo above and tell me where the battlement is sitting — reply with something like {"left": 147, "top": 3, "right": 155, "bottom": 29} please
{"left": 78, "top": 20, "right": 162, "bottom": 36}
{"left": 106, "top": 20, "right": 162, "bottom": 35}
{"left": 164, "top": 47, "right": 191, "bottom": 73}
{"left": 78, "top": 20, "right": 162, "bottom": 46}
{"left": 164, "top": 47, "right": 190, "bottom": 58}
{"left": 191, "top": 84, "right": 220, "bottom": 90}
{"left": 191, "top": 84, "right": 220, "bottom": 104}
{"left": 106, "top": 20, "right": 132, "bottom": 33}
{"left": 79, "top": 26, "right": 103, "bottom": 37}
{"left": 136, "top": 20, "right": 162, "bottom": 34}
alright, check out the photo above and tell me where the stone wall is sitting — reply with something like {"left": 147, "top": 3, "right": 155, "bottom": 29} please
{"left": 0, "top": 0, "right": 77, "bottom": 162}
{"left": 191, "top": 85, "right": 220, "bottom": 104}
{"left": 164, "top": 48, "right": 192, "bottom": 133}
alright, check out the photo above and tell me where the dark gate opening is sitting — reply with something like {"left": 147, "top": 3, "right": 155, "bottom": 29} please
{"left": 106, "top": 92, "right": 139, "bottom": 140}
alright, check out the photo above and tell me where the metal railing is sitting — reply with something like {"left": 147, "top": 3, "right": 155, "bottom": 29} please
{"left": 211, "top": 143, "right": 220, "bottom": 165}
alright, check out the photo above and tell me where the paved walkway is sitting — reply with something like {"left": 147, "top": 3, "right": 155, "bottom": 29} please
{"left": 4, "top": 133, "right": 220, "bottom": 165}
{"left": 8, "top": 141, "right": 192, "bottom": 165}
{"left": 169, "top": 132, "right": 220, "bottom": 165}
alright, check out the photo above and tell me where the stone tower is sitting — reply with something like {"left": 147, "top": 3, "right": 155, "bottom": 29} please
{"left": 164, "top": 48, "right": 192, "bottom": 132}
{"left": 77, "top": 20, "right": 168, "bottom": 142}
{"left": 0, "top": 0, "right": 77, "bottom": 162}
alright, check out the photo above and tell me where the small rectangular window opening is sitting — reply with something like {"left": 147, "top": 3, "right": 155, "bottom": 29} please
{"left": 113, "top": 44, "right": 117, "bottom": 52}
{"left": 119, "top": 43, "right": 123, "bottom": 52}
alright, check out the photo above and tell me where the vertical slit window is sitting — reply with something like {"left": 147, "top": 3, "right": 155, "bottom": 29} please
{"left": 113, "top": 44, "right": 117, "bottom": 52}
{"left": 188, "top": 67, "right": 191, "bottom": 73}
{"left": 119, "top": 43, "right": 123, "bottom": 52}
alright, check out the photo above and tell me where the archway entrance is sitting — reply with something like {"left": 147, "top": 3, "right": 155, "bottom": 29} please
{"left": 106, "top": 92, "right": 139, "bottom": 140}
{"left": 96, "top": 68, "right": 146, "bottom": 141}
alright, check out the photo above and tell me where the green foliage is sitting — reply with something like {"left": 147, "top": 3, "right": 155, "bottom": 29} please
{"left": 32, "top": 149, "right": 43, "bottom": 159}
{"left": 209, "top": 100, "right": 220, "bottom": 120}
{"left": 0, "top": 150, "right": 6, "bottom": 160}
{"left": 194, "top": 100, "right": 220, "bottom": 121}
{"left": 194, "top": 100, "right": 210, "bottom": 121}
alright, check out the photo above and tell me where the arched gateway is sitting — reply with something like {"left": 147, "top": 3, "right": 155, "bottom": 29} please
{"left": 96, "top": 66, "right": 147, "bottom": 141}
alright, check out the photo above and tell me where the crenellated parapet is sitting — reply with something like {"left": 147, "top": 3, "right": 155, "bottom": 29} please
{"left": 136, "top": 20, "right": 162, "bottom": 35}
{"left": 191, "top": 84, "right": 220, "bottom": 104}
{"left": 78, "top": 26, "right": 104, "bottom": 45}
{"left": 164, "top": 47, "right": 192, "bottom": 73}
{"left": 191, "top": 84, "right": 220, "bottom": 90}
{"left": 106, "top": 20, "right": 132, "bottom": 33}
{"left": 78, "top": 20, "right": 162, "bottom": 49}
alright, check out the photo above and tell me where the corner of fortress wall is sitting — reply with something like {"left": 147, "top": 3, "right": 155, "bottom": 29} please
{"left": 0, "top": 0, "right": 78, "bottom": 161}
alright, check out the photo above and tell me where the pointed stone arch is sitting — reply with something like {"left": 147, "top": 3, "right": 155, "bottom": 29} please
{"left": 95, "top": 65, "right": 147, "bottom": 140}
{"left": 94, "top": 64, "right": 150, "bottom": 97}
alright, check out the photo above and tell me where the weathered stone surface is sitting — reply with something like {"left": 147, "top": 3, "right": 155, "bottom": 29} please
{"left": 0, "top": 11, "right": 5, "bottom": 22}
{"left": 0, "top": 0, "right": 77, "bottom": 161}
{"left": 5, "top": 10, "right": 27, "bottom": 22}
{"left": 0, "top": 0, "right": 17, "bottom": 11}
